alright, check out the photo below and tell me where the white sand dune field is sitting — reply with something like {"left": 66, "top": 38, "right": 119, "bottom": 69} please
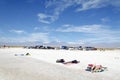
{"left": 0, "top": 48, "right": 120, "bottom": 80}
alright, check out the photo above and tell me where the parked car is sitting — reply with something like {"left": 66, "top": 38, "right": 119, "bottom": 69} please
{"left": 84, "top": 47, "right": 97, "bottom": 51}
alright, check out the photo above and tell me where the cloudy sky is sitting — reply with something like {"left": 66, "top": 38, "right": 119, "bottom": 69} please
{"left": 0, "top": 0, "right": 120, "bottom": 48}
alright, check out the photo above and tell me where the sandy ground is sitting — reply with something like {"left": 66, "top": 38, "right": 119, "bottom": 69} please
{"left": 0, "top": 48, "right": 120, "bottom": 80}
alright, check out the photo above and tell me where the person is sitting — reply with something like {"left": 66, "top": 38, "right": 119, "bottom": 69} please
{"left": 86, "top": 64, "right": 94, "bottom": 71}
{"left": 63, "top": 60, "right": 80, "bottom": 64}
{"left": 56, "top": 59, "right": 65, "bottom": 63}
{"left": 71, "top": 60, "right": 80, "bottom": 63}
{"left": 26, "top": 53, "right": 30, "bottom": 56}
{"left": 91, "top": 64, "right": 102, "bottom": 72}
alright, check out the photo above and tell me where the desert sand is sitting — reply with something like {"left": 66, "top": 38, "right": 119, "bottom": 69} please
{"left": 0, "top": 48, "right": 120, "bottom": 80}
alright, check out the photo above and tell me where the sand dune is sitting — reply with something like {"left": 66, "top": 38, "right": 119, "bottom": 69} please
{"left": 0, "top": 48, "right": 120, "bottom": 80}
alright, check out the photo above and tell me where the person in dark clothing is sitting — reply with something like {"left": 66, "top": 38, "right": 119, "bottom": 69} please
{"left": 63, "top": 60, "right": 80, "bottom": 64}
{"left": 56, "top": 59, "right": 65, "bottom": 63}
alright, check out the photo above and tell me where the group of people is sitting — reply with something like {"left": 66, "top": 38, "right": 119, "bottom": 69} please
{"left": 56, "top": 59, "right": 107, "bottom": 73}
{"left": 86, "top": 64, "right": 104, "bottom": 73}
{"left": 87, "top": 64, "right": 108, "bottom": 73}
{"left": 56, "top": 59, "right": 80, "bottom": 64}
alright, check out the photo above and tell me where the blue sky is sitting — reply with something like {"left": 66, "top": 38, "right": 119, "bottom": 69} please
{"left": 0, "top": 0, "right": 120, "bottom": 48}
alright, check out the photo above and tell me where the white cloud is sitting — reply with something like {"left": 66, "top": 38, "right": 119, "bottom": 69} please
{"left": 76, "top": 0, "right": 107, "bottom": 11}
{"left": 0, "top": 32, "right": 50, "bottom": 43}
{"left": 38, "top": 13, "right": 54, "bottom": 24}
{"left": 56, "top": 24, "right": 120, "bottom": 36}
{"left": 28, "top": 33, "right": 49, "bottom": 42}
{"left": 64, "top": 35, "right": 120, "bottom": 48}
{"left": 34, "top": 26, "right": 53, "bottom": 32}
{"left": 9, "top": 29, "right": 26, "bottom": 34}
{"left": 56, "top": 24, "right": 120, "bottom": 45}
{"left": 38, "top": 0, "right": 120, "bottom": 24}
{"left": 63, "top": 24, "right": 72, "bottom": 27}
{"left": 38, "top": 0, "right": 76, "bottom": 24}
{"left": 34, "top": 27, "right": 40, "bottom": 30}
{"left": 76, "top": 0, "right": 120, "bottom": 11}
{"left": 56, "top": 24, "right": 103, "bottom": 33}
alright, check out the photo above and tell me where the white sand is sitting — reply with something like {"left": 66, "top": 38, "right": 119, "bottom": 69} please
{"left": 0, "top": 48, "right": 120, "bottom": 80}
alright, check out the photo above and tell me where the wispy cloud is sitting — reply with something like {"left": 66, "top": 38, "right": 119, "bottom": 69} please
{"left": 76, "top": 0, "right": 120, "bottom": 11}
{"left": 0, "top": 32, "right": 50, "bottom": 43}
{"left": 38, "top": 0, "right": 120, "bottom": 24}
{"left": 76, "top": 0, "right": 107, "bottom": 11}
{"left": 56, "top": 24, "right": 120, "bottom": 35}
{"left": 38, "top": 0, "right": 76, "bottom": 24}
{"left": 9, "top": 29, "right": 26, "bottom": 34}
{"left": 28, "top": 33, "right": 49, "bottom": 42}
{"left": 34, "top": 26, "right": 53, "bottom": 32}
{"left": 34, "top": 27, "right": 40, "bottom": 30}
{"left": 56, "top": 24, "right": 104, "bottom": 33}
{"left": 38, "top": 13, "right": 56, "bottom": 24}
{"left": 56, "top": 24, "right": 120, "bottom": 45}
